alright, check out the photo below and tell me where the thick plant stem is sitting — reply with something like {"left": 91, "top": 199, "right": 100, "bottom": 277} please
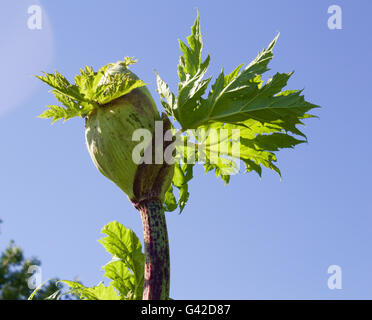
{"left": 137, "top": 199, "right": 170, "bottom": 300}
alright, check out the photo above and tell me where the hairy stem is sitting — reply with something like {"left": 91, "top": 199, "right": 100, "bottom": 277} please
{"left": 137, "top": 199, "right": 170, "bottom": 300}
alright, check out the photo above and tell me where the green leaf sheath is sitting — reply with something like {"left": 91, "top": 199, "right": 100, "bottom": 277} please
{"left": 136, "top": 199, "right": 170, "bottom": 300}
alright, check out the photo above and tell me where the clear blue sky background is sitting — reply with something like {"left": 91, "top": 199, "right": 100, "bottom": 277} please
{"left": 1, "top": 0, "right": 371, "bottom": 299}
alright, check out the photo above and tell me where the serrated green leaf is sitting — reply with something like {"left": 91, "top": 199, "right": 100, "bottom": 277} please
{"left": 175, "top": 56, "right": 211, "bottom": 127}
{"left": 156, "top": 12, "right": 319, "bottom": 192}
{"left": 98, "top": 221, "right": 144, "bottom": 297}
{"left": 36, "top": 71, "right": 86, "bottom": 103}
{"left": 204, "top": 157, "right": 238, "bottom": 185}
{"left": 103, "top": 259, "right": 138, "bottom": 300}
{"left": 177, "top": 38, "right": 319, "bottom": 134}
{"left": 155, "top": 10, "right": 212, "bottom": 130}
{"left": 161, "top": 14, "right": 318, "bottom": 135}
{"left": 56, "top": 221, "right": 145, "bottom": 300}
{"left": 163, "top": 184, "right": 178, "bottom": 212}
{"left": 37, "top": 58, "right": 146, "bottom": 123}
{"left": 155, "top": 71, "right": 176, "bottom": 117}
{"left": 60, "top": 281, "right": 120, "bottom": 300}
{"left": 171, "top": 162, "right": 194, "bottom": 213}
{"left": 38, "top": 105, "right": 81, "bottom": 123}
{"left": 94, "top": 72, "right": 146, "bottom": 105}
{"left": 177, "top": 10, "right": 203, "bottom": 80}
{"left": 247, "top": 132, "right": 305, "bottom": 151}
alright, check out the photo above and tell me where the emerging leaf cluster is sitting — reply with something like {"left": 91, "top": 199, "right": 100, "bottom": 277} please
{"left": 157, "top": 11, "right": 319, "bottom": 212}
{"left": 37, "top": 57, "right": 145, "bottom": 123}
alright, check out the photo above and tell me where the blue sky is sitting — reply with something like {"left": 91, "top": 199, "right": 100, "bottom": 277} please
{"left": 1, "top": 0, "right": 371, "bottom": 299}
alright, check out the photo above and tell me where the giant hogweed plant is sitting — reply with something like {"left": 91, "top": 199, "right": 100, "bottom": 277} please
{"left": 35, "top": 12, "right": 318, "bottom": 300}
